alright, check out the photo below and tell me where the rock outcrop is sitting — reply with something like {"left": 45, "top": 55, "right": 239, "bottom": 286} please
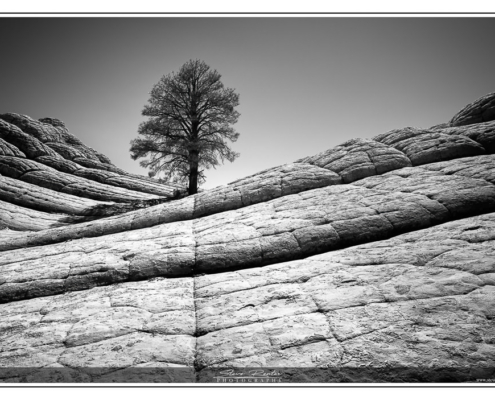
{"left": 2, "top": 93, "right": 495, "bottom": 383}
{"left": 449, "top": 92, "right": 495, "bottom": 127}
{"left": 0, "top": 115, "right": 182, "bottom": 233}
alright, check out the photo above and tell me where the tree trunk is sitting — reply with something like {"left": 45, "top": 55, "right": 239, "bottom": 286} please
{"left": 189, "top": 91, "right": 200, "bottom": 196}
{"left": 188, "top": 150, "right": 199, "bottom": 195}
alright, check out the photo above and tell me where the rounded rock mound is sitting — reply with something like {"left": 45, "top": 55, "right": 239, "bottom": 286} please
{"left": 2, "top": 92, "right": 495, "bottom": 383}
{"left": 450, "top": 92, "right": 495, "bottom": 127}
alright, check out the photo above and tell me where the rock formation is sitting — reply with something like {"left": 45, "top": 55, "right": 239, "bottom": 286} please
{"left": 1, "top": 93, "right": 495, "bottom": 383}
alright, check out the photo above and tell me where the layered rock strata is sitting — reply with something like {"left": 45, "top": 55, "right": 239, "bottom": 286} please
{"left": 1, "top": 213, "right": 494, "bottom": 383}
{"left": 0, "top": 115, "right": 182, "bottom": 232}
{"left": 2, "top": 92, "right": 495, "bottom": 383}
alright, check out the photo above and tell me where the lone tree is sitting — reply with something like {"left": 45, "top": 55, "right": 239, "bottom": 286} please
{"left": 130, "top": 59, "right": 240, "bottom": 195}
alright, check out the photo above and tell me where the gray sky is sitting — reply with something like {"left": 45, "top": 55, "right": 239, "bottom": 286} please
{"left": 1, "top": 17, "right": 494, "bottom": 188}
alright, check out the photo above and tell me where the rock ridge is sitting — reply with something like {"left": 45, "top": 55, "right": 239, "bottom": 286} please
{"left": 2, "top": 91, "right": 495, "bottom": 382}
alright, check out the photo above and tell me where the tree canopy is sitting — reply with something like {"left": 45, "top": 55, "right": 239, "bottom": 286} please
{"left": 130, "top": 59, "right": 240, "bottom": 195}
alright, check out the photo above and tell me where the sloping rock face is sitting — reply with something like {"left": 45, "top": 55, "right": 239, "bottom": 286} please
{"left": 449, "top": 92, "right": 495, "bottom": 127}
{"left": 0, "top": 114, "right": 182, "bottom": 231}
{"left": 2, "top": 93, "right": 495, "bottom": 383}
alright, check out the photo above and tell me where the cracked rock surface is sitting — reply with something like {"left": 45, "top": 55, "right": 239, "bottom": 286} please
{"left": 2, "top": 93, "right": 495, "bottom": 383}
{"left": 1, "top": 213, "right": 495, "bottom": 382}
{"left": 449, "top": 92, "right": 495, "bottom": 127}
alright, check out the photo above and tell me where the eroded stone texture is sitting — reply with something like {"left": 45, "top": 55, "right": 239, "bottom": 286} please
{"left": 0, "top": 221, "right": 196, "bottom": 302}
{"left": 194, "top": 163, "right": 342, "bottom": 217}
{"left": 353, "top": 162, "right": 495, "bottom": 219}
{"left": 437, "top": 121, "right": 495, "bottom": 153}
{"left": 0, "top": 199, "right": 72, "bottom": 231}
{"left": 450, "top": 92, "right": 495, "bottom": 127}
{"left": 0, "top": 138, "right": 26, "bottom": 158}
{"left": 0, "top": 196, "right": 196, "bottom": 251}
{"left": 296, "top": 138, "right": 412, "bottom": 182}
{"left": 420, "top": 154, "right": 495, "bottom": 184}
{"left": 0, "top": 163, "right": 343, "bottom": 250}
{"left": 0, "top": 119, "right": 63, "bottom": 160}
{"left": 4, "top": 153, "right": 493, "bottom": 252}
{"left": 0, "top": 278, "right": 196, "bottom": 382}
{"left": 373, "top": 127, "right": 485, "bottom": 165}
{"left": 0, "top": 114, "right": 180, "bottom": 204}
{"left": 1, "top": 164, "right": 495, "bottom": 302}
{"left": 2, "top": 95, "right": 495, "bottom": 383}
{"left": 2, "top": 111, "right": 494, "bottom": 249}
{"left": 0, "top": 119, "right": 175, "bottom": 196}
{"left": 0, "top": 156, "right": 160, "bottom": 203}
{"left": 195, "top": 213, "right": 495, "bottom": 382}
{"left": 0, "top": 113, "right": 111, "bottom": 164}
{"left": 36, "top": 155, "right": 177, "bottom": 197}
{"left": 0, "top": 174, "right": 112, "bottom": 215}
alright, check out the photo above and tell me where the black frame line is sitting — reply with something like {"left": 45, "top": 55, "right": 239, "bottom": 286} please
{"left": 1, "top": 10, "right": 494, "bottom": 389}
